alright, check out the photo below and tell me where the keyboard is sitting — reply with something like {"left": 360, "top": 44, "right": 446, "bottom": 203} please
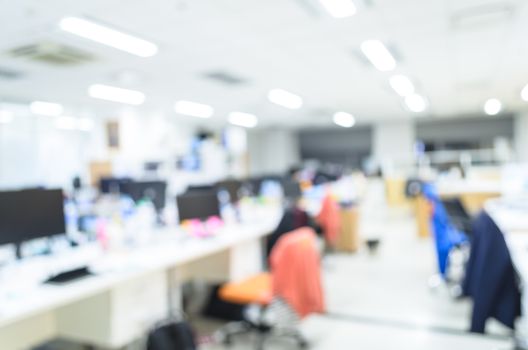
{"left": 45, "top": 266, "right": 93, "bottom": 284}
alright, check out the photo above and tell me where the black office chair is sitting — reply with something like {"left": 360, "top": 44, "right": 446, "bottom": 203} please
{"left": 440, "top": 197, "right": 473, "bottom": 236}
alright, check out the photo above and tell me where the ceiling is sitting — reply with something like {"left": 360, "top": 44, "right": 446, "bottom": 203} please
{"left": 1, "top": 0, "right": 528, "bottom": 129}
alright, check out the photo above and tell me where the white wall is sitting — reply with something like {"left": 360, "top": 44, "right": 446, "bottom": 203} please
{"left": 0, "top": 112, "right": 106, "bottom": 189}
{"left": 372, "top": 120, "right": 415, "bottom": 174}
{"left": 515, "top": 113, "right": 528, "bottom": 162}
{"left": 0, "top": 109, "right": 199, "bottom": 190}
{"left": 248, "top": 128, "right": 300, "bottom": 176}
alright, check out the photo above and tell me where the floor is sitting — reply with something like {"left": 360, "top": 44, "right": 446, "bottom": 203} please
{"left": 42, "top": 207, "right": 513, "bottom": 349}
{"left": 199, "top": 207, "right": 512, "bottom": 349}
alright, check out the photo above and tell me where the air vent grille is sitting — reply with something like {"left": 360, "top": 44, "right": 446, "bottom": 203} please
{"left": 0, "top": 67, "right": 24, "bottom": 80}
{"left": 203, "top": 70, "right": 247, "bottom": 85}
{"left": 9, "top": 41, "right": 95, "bottom": 66}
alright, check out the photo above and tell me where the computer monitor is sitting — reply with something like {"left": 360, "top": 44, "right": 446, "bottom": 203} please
{"left": 187, "top": 185, "right": 216, "bottom": 193}
{"left": 99, "top": 177, "right": 132, "bottom": 194}
{"left": 176, "top": 190, "right": 220, "bottom": 222}
{"left": 281, "top": 179, "right": 302, "bottom": 200}
{"left": 216, "top": 179, "right": 241, "bottom": 204}
{"left": 119, "top": 181, "right": 167, "bottom": 212}
{"left": 0, "top": 188, "right": 66, "bottom": 246}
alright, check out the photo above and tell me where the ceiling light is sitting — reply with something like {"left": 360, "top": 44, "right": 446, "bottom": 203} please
{"left": 319, "top": 0, "right": 357, "bottom": 18}
{"left": 404, "top": 94, "right": 428, "bottom": 113}
{"left": 333, "top": 112, "right": 356, "bottom": 128}
{"left": 88, "top": 84, "right": 145, "bottom": 105}
{"left": 267, "top": 89, "right": 303, "bottom": 109}
{"left": 55, "top": 116, "right": 78, "bottom": 130}
{"left": 0, "top": 110, "right": 13, "bottom": 124}
{"left": 484, "top": 98, "right": 502, "bottom": 115}
{"left": 30, "top": 101, "right": 64, "bottom": 116}
{"left": 78, "top": 117, "right": 95, "bottom": 131}
{"left": 228, "top": 112, "right": 258, "bottom": 128}
{"left": 521, "top": 84, "right": 528, "bottom": 101}
{"left": 59, "top": 17, "right": 158, "bottom": 57}
{"left": 389, "top": 75, "right": 415, "bottom": 97}
{"left": 174, "top": 100, "right": 214, "bottom": 118}
{"left": 360, "top": 40, "right": 396, "bottom": 72}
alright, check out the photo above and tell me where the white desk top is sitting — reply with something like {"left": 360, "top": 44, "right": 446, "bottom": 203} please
{"left": 0, "top": 206, "right": 282, "bottom": 328}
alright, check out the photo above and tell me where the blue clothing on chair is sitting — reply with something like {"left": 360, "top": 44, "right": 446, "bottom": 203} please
{"left": 463, "top": 211, "right": 521, "bottom": 333}
{"left": 422, "top": 184, "right": 467, "bottom": 277}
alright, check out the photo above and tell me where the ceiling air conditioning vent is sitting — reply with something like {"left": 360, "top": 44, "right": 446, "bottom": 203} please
{"left": 0, "top": 66, "right": 24, "bottom": 80}
{"left": 8, "top": 41, "right": 95, "bottom": 66}
{"left": 451, "top": 3, "right": 513, "bottom": 30}
{"left": 203, "top": 70, "right": 247, "bottom": 86}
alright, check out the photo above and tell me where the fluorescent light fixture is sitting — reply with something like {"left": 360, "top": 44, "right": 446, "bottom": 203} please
{"left": 360, "top": 40, "right": 396, "bottom": 72}
{"left": 333, "top": 112, "right": 356, "bottom": 128}
{"left": 521, "top": 84, "right": 528, "bottom": 101}
{"left": 88, "top": 84, "right": 145, "bottom": 105}
{"left": 389, "top": 75, "right": 415, "bottom": 97}
{"left": 267, "top": 89, "right": 303, "bottom": 109}
{"left": 78, "top": 117, "right": 95, "bottom": 131}
{"left": 228, "top": 112, "right": 258, "bottom": 128}
{"left": 404, "top": 93, "right": 428, "bottom": 113}
{"left": 59, "top": 17, "right": 158, "bottom": 57}
{"left": 174, "top": 100, "right": 214, "bottom": 118}
{"left": 484, "top": 98, "right": 502, "bottom": 115}
{"left": 319, "top": 0, "right": 357, "bottom": 18}
{"left": 55, "top": 116, "right": 78, "bottom": 130}
{"left": 30, "top": 101, "right": 64, "bottom": 116}
{"left": 0, "top": 110, "right": 13, "bottom": 124}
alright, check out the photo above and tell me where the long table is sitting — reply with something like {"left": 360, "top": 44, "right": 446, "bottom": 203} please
{"left": 0, "top": 206, "right": 281, "bottom": 349}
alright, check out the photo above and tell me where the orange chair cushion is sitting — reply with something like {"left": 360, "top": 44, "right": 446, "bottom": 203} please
{"left": 219, "top": 273, "right": 273, "bottom": 306}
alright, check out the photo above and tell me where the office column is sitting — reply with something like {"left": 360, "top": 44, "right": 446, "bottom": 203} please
{"left": 515, "top": 113, "right": 528, "bottom": 162}
{"left": 372, "top": 120, "right": 416, "bottom": 174}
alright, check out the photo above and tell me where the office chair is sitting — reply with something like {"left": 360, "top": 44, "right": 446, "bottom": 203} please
{"left": 440, "top": 197, "right": 473, "bottom": 236}
{"left": 215, "top": 228, "right": 324, "bottom": 350}
{"left": 316, "top": 193, "right": 341, "bottom": 251}
{"left": 422, "top": 184, "right": 469, "bottom": 296}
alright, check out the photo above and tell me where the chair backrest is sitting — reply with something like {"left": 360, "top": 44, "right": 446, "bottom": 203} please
{"left": 269, "top": 227, "right": 325, "bottom": 318}
{"left": 317, "top": 193, "right": 341, "bottom": 245}
{"left": 422, "top": 184, "right": 467, "bottom": 276}
{"left": 440, "top": 197, "right": 472, "bottom": 235}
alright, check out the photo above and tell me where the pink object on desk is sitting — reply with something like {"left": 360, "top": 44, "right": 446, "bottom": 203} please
{"left": 206, "top": 216, "right": 224, "bottom": 232}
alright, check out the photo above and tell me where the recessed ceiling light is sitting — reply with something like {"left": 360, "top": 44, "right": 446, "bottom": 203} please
{"left": 0, "top": 110, "right": 13, "bottom": 124}
{"left": 333, "top": 112, "right": 356, "bottom": 128}
{"left": 360, "top": 40, "right": 396, "bottom": 72}
{"left": 389, "top": 75, "right": 415, "bottom": 97}
{"left": 30, "top": 101, "right": 64, "bottom": 116}
{"left": 484, "top": 98, "right": 502, "bottom": 115}
{"left": 174, "top": 100, "right": 214, "bottom": 118}
{"left": 228, "top": 112, "right": 258, "bottom": 128}
{"left": 267, "top": 89, "right": 303, "bottom": 109}
{"left": 404, "top": 94, "right": 428, "bottom": 113}
{"left": 88, "top": 84, "right": 145, "bottom": 105}
{"left": 521, "top": 84, "right": 528, "bottom": 102}
{"left": 59, "top": 17, "right": 158, "bottom": 58}
{"left": 319, "top": 0, "right": 357, "bottom": 18}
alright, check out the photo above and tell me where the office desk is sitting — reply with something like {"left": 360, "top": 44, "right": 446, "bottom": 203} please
{"left": 0, "top": 206, "right": 281, "bottom": 349}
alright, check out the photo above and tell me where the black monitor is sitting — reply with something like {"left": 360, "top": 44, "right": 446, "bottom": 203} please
{"left": 99, "top": 177, "right": 132, "bottom": 194}
{"left": 187, "top": 185, "right": 216, "bottom": 193}
{"left": 281, "top": 179, "right": 302, "bottom": 199}
{"left": 120, "top": 181, "right": 167, "bottom": 212}
{"left": 0, "top": 188, "right": 66, "bottom": 246}
{"left": 176, "top": 190, "right": 220, "bottom": 222}
{"left": 216, "top": 179, "right": 241, "bottom": 204}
